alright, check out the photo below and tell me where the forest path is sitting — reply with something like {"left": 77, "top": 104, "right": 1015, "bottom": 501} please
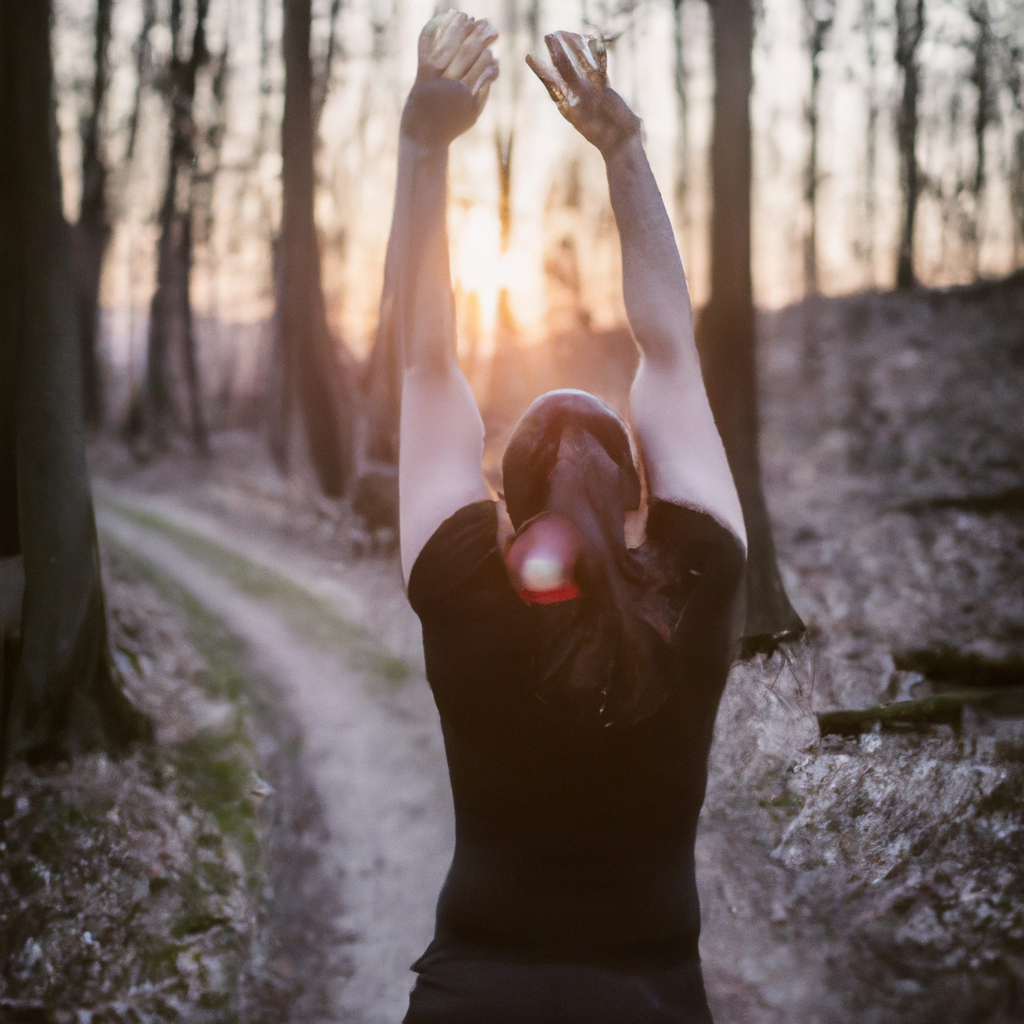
{"left": 94, "top": 481, "right": 832, "bottom": 1024}
{"left": 96, "top": 486, "right": 453, "bottom": 1024}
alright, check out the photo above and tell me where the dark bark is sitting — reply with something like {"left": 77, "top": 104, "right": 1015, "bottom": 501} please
{"left": 861, "top": 0, "right": 879, "bottom": 283}
{"left": 126, "top": 0, "right": 156, "bottom": 162}
{"left": 894, "top": 0, "right": 925, "bottom": 290}
{"left": 142, "top": 0, "right": 210, "bottom": 453}
{"left": 73, "top": 0, "right": 114, "bottom": 428}
{"left": 672, "top": 0, "right": 692, "bottom": 254}
{"left": 696, "top": 0, "right": 805, "bottom": 657}
{"left": 274, "top": 0, "right": 354, "bottom": 496}
{"left": 967, "top": 0, "right": 992, "bottom": 277}
{"left": 312, "top": 0, "right": 344, "bottom": 135}
{"left": 1008, "top": 39, "right": 1024, "bottom": 262}
{"left": 0, "top": 1, "right": 150, "bottom": 783}
{"left": 802, "top": 0, "right": 835, "bottom": 296}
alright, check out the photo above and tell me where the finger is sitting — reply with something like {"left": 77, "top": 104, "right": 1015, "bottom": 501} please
{"left": 445, "top": 19, "right": 498, "bottom": 80}
{"left": 545, "top": 32, "right": 586, "bottom": 93}
{"left": 419, "top": 13, "right": 447, "bottom": 49}
{"left": 526, "top": 51, "right": 567, "bottom": 107}
{"left": 432, "top": 11, "right": 476, "bottom": 70}
{"left": 418, "top": 13, "right": 448, "bottom": 69}
{"left": 465, "top": 48, "right": 498, "bottom": 95}
{"left": 564, "top": 32, "right": 604, "bottom": 86}
{"left": 472, "top": 67, "right": 497, "bottom": 107}
{"left": 586, "top": 34, "right": 607, "bottom": 79}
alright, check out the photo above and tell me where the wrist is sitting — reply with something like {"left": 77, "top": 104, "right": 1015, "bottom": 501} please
{"left": 398, "top": 129, "right": 449, "bottom": 160}
{"left": 600, "top": 129, "right": 644, "bottom": 167}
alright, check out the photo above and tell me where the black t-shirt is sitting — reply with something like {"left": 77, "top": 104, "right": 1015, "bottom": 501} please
{"left": 408, "top": 499, "right": 745, "bottom": 967}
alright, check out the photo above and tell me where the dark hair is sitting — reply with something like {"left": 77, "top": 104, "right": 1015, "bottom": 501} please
{"left": 502, "top": 390, "right": 641, "bottom": 530}
{"left": 502, "top": 390, "right": 671, "bottom": 728}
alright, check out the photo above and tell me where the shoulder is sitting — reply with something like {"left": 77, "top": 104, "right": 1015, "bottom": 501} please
{"left": 644, "top": 499, "right": 746, "bottom": 585}
{"left": 407, "top": 499, "right": 502, "bottom": 615}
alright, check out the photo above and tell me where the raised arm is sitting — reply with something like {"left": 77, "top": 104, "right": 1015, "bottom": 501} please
{"left": 394, "top": 13, "right": 499, "bottom": 582}
{"left": 527, "top": 34, "right": 746, "bottom": 549}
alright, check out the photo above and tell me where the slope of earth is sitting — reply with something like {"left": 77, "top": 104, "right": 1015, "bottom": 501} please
{"left": 0, "top": 550, "right": 338, "bottom": 1024}
{"left": 698, "top": 273, "right": 1024, "bottom": 1023}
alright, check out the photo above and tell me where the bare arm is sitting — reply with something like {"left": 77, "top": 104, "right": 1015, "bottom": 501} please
{"left": 394, "top": 13, "right": 499, "bottom": 582}
{"left": 527, "top": 33, "right": 746, "bottom": 548}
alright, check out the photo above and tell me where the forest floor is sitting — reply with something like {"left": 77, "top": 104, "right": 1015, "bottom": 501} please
{"left": 3, "top": 273, "right": 1024, "bottom": 1023}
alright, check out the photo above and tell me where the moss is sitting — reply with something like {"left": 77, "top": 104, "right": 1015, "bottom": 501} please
{"left": 170, "top": 910, "right": 228, "bottom": 939}
{"left": 105, "top": 543, "right": 266, "bottom": 881}
{"left": 198, "top": 990, "right": 233, "bottom": 1011}
{"left": 760, "top": 791, "right": 803, "bottom": 812}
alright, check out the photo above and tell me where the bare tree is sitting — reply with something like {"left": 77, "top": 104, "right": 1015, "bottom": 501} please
{"left": 894, "top": 0, "right": 925, "bottom": 289}
{"left": 671, "top": 0, "right": 692, "bottom": 255}
{"left": 312, "top": 0, "right": 344, "bottom": 134}
{"left": 696, "top": 0, "right": 805, "bottom": 655}
{"left": 126, "top": 0, "right": 157, "bottom": 162}
{"left": 0, "top": 0, "right": 150, "bottom": 782}
{"left": 801, "top": 0, "right": 836, "bottom": 295}
{"left": 73, "top": 0, "right": 114, "bottom": 428}
{"left": 967, "top": 0, "right": 994, "bottom": 277}
{"left": 860, "top": 0, "right": 880, "bottom": 284}
{"left": 142, "top": 0, "right": 213, "bottom": 452}
{"left": 1007, "top": 28, "right": 1024, "bottom": 262}
{"left": 271, "top": 0, "right": 354, "bottom": 496}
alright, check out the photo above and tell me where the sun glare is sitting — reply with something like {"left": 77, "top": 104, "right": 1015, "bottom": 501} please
{"left": 452, "top": 204, "right": 546, "bottom": 357}
{"left": 453, "top": 204, "right": 501, "bottom": 336}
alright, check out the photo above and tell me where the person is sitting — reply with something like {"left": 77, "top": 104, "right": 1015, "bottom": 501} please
{"left": 389, "top": 12, "right": 747, "bottom": 1023}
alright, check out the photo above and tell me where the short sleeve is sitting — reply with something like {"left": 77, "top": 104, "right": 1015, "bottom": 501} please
{"left": 644, "top": 500, "right": 746, "bottom": 588}
{"left": 643, "top": 500, "right": 746, "bottom": 663}
{"left": 407, "top": 500, "right": 501, "bottom": 618}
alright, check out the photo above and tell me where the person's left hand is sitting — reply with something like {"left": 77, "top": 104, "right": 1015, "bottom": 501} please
{"left": 401, "top": 12, "right": 499, "bottom": 147}
{"left": 526, "top": 31, "right": 639, "bottom": 157}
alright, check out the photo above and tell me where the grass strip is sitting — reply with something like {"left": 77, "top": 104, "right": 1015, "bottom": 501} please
{"left": 97, "top": 494, "right": 410, "bottom": 683}
{"left": 103, "top": 540, "right": 264, "bottom": 880}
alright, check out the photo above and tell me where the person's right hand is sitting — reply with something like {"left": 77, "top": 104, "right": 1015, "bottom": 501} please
{"left": 526, "top": 31, "right": 640, "bottom": 157}
{"left": 401, "top": 12, "right": 499, "bottom": 148}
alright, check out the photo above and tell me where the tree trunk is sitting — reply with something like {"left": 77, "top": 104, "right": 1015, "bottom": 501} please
{"left": 967, "top": 0, "right": 992, "bottom": 278}
{"left": 143, "top": 0, "right": 209, "bottom": 453}
{"left": 861, "top": 0, "right": 879, "bottom": 285}
{"left": 894, "top": 0, "right": 924, "bottom": 290}
{"left": 696, "top": 0, "right": 805, "bottom": 657}
{"left": 126, "top": 0, "right": 156, "bottom": 162}
{"left": 274, "top": 0, "right": 353, "bottom": 497}
{"left": 73, "top": 0, "right": 114, "bottom": 429}
{"left": 671, "top": 0, "right": 692, "bottom": 259}
{"left": 1009, "top": 40, "right": 1024, "bottom": 264}
{"left": 0, "top": 1, "right": 150, "bottom": 782}
{"left": 802, "top": 0, "right": 835, "bottom": 297}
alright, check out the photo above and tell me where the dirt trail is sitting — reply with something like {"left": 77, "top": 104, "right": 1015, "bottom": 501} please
{"left": 97, "top": 493, "right": 454, "bottom": 1024}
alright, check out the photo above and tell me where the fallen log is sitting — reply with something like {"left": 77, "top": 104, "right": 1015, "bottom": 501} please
{"left": 892, "top": 646, "right": 1024, "bottom": 690}
{"left": 817, "top": 687, "right": 1024, "bottom": 737}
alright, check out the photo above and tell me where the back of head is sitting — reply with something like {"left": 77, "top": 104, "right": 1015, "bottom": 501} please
{"left": 502, "top": 390, "right": 641, "bottom": 531}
